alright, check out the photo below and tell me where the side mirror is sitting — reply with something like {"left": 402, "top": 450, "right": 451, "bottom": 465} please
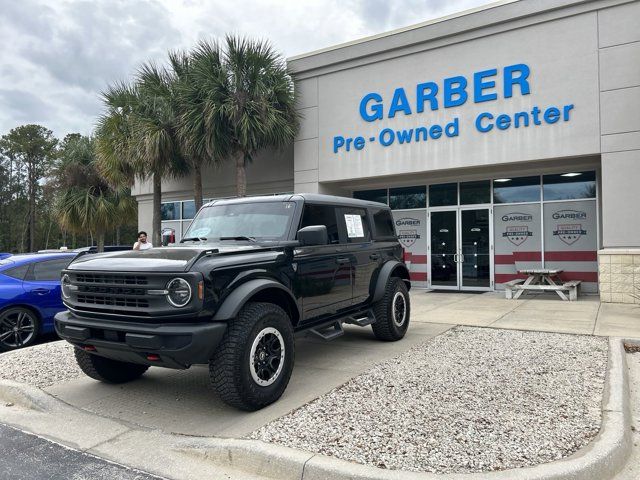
{"left": 297, "top": 225, "right": 328, "bottom": 246}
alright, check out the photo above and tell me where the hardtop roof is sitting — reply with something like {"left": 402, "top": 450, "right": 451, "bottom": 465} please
{"left": 203, "top": 193, "right": 389, "bottom": 209}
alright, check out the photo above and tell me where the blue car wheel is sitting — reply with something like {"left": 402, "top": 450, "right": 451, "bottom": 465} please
{"left": 0, "top": 307, "right": 40, "bottom": 352}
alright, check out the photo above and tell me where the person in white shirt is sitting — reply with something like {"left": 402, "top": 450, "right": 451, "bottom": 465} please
{"left": 133, "top": 231, "right": 153, "bottom": 250}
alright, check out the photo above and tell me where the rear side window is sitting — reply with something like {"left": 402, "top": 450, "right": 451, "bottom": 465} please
{"left": 299, "top": 204, "right": 340, "bottom": 244}
{"left": 371, "top": 208, "right": 396, "bottom": 239}
{"left": 339, "top": 207, "right": 372, "bottom": 244}
{"left": 2, "top": 264, "right": 29, "bottom": 280}
{"left": 27, "top": 258, "right": 72, "bottom": 281}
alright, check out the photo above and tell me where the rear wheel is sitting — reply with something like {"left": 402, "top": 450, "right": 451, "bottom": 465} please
{"left": 0, "top": 307, "right": 40, "bottom": 352}
{"left": 371, "top": 277, "right": 410, "bottom": 341}
{"left": 74, "top": 348, "right": 149, "bottom": 383}
{"left": 210, "top": 302, "right": 295, "bottom": 411}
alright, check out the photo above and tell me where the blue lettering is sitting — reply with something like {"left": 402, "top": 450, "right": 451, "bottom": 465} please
{"left": 504, "top": 64, "right": 530, "bottom": 98}
{"left": 415, "top": 127, "right": 428, "bottom": 141}
{"left": 429, "top": 125, "right": 442, "bottom": 139}
{"left": 444, "top": 76, "right": 468, "bottom": 108}
{"left": 476, "top": 112, "right": 494, "bottom": 132}
{"left": 445, "top": 118, "right": 459, "bottom": 137}
{"left": 514, "top": 112, "right": 529, "bottom": 128}
{"left": 544, "top": 107, "right": 560, "bottom": 124}
{"left": 388, "top": 88, "right": 412, "bottom": 118}
{"left": 563, "top": 104, "right": 574, "bottom": 121}
{"left": 496, "top": 114, "right": 511, "bottom": 130}
{"left": 333, "top": 136, "right": 345, "bottom": 153}
{"left": 379, "top": 128, "right": 395, "bottom": 146}
{"left": 416, "top": 82, "right": 438, "bottom": 112}
{"left": 396, "top": 129, "right": 413, "bottom": 144}
{"left": 353, "top": 136, "right": 365, "bottom": 150}
{"left": 359, "top": 93, "right": 383, "bottom": 122}
{"left": 474, "top": 69, "right": 498, "bottom": 103}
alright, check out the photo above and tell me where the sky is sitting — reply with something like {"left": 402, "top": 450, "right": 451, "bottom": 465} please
{"left": 0, "top": 0, "right": 496, "bottom": 139}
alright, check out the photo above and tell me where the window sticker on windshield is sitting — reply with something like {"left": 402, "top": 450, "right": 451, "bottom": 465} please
{"left": 344, "top": 214, "right": 364, "bottom": 238}
{"left": 191, "top": 228, "right": 210, "bottom": 237}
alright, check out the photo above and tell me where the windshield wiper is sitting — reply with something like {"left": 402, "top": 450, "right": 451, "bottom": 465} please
{"left": 219, "top": 236, "right": 257, "bottom": 243}
{"left": 181, "top": 236, "right": 208, "bottom": 243}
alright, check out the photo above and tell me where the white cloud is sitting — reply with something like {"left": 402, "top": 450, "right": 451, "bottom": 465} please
{"left": 0, "top": 0, "right": 494, "bottom": 138}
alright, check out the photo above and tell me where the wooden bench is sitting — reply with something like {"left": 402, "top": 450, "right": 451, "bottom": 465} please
{"left": 504, "top": 279, "right": 525, "bottom": 299}
{"left": 506, "top": 280, "right": 582, "bottom": 301}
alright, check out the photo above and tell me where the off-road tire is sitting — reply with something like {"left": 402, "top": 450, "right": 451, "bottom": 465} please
{"left": 210, "top": 302, "right": 295, "bottom": 411}
{"left": 371, "top": 277, "right": 410, "bottom": 341}
{"left": 74, "top": 348, "right": 149, "bottom": 383}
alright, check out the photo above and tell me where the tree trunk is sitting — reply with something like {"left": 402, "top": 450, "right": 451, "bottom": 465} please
{"left": 97, "top": 231, "right": 105, "bottom": 253}
{"left": 116, "top": 226, "right": 121, "bottom": 246}
{"left": 193, "top": 162, "right": 203, "bottom": 211}
{"left": 235, "top": 151, "right": 247, "bottom": 197}
{"left": 152, "top": 172, "right": 162, "bottom": 247}
{"left": 28, "top": 160, "right": 36, "bottom": 252}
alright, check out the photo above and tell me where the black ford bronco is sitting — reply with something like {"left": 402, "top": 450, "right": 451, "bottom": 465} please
{"left": 55, "top": 194, "right": 411, "bottom": 410}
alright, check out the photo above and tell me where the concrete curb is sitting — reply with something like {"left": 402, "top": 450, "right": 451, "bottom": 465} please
{"left": 0, "top": 337, "right": 632, "bottom": 480}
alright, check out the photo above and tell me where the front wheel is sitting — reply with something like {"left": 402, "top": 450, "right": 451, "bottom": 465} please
{"left": 371, "top": 277, "right": 410, "bottom": 341}
{"left": 210, "top": 302, "right": 295, "bottom": 411}
{"left": 74, "top": 348, "right": 149, "bottom": 383}
{"left": 0, "top": 307, "right": 40, "bottom": 352}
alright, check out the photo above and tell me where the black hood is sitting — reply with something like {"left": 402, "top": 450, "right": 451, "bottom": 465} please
{"left": 67, "top": 244, "right": 274, "bottom": 272}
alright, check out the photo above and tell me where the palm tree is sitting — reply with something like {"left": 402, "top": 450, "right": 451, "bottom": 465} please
{"left": 54, "top": 136, "right": 136, "bottom": 252}
{"left": 183, "top": 36, "right": 299, "bottom": 197}
{"left": 96, "top": 64, "right": 187, "bottom": 247}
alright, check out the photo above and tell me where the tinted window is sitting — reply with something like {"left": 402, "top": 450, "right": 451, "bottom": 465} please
{"left": 161, "top": 202, "right": 180, "bottom": 221}
{"left": 299, "top": 204, "right": 340, "bottom": 244}
{"left": 30, "top": 258, "right": 72, "bottom": 281}
{"left": 353, "top": 189, "right": 388, "bottom": 205}
{"left": 182, "top": 200, "right": 196, "bottom": 219}
{"left": 3, "top": 264, "right": 29, "bottom": 280}
{"left": 543, "top": 171, "right": 596, "bottom": 201}
{"left": 371, "top": 208, "right": 395, "bottom": 238}
{"left": 493, "top": 176, "right": 540, "bottom": 204}
{"left": 339, "top": 208, "right": 371, "bottom": 243}
{"left": 389, "top": 186, "right": 426, "bottom": 210}
{"left": 429, "top": 183, "right": 457, "bottom": 206}
{"left": 460, "top": 180, "right": 491, "bottom": 204}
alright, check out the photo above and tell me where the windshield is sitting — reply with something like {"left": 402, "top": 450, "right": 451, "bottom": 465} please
{"left": 184, "top": 201, "right": 296, "bottom": 242}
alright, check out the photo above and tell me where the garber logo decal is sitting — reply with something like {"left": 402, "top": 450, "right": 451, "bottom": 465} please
{"left": 503, "top": 226, "right": 532, "bottom": 246}
{"left": 396, "top": 217, "right": 421, "bottom": 248}
{"left": 501, "top": 212, "right": 533, "bottom": 222}
{"left": 553, "top": 224, "right": 587, "bottom": 245}
{"left": 552, "top": 210, "right": 587, "bottom": 220}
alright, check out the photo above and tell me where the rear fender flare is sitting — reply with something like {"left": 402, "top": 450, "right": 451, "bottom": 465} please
{"left": 372, "top": 261, "right": 411, "bottom": 303}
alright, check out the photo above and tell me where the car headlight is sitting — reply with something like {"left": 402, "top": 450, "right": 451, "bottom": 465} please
{"left": 61, "top": 274, "right": 72, "bottom": 299}
{"left": 166, "top": 278, "right": 192, "bottom": 307}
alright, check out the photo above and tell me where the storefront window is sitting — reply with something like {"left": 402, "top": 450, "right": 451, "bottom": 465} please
{"left": 493, "top": 176, "right": 540, "bottom": 204}
{"left": 460, "top": 180, "right": 491, "bottom": 205}
{"left": 182, "top": 200, "right": 196, "bottom": 219}
{"left": 161, "top": 202, "right": 181, "bottom": 221}
{"left": 389, "top": 186, "right": 426, "bottom": 210}
{"left": 429, "top": 183, "right": 457, "bottom": 207}
{"left": 543, "top": 171, "right": 596, "bottom": 201}
{"left": 353, "top": 189, "right": 388, "bottom": 205}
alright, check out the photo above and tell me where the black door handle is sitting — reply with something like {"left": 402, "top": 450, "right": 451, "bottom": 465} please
{"left": 369, "top": 253, "right": 380, "bottom": 260}
{"left": 336, "top": 257, "right": 351, "bottom": 265}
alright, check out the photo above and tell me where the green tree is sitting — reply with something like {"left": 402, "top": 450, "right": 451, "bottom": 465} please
{"left": 183, "top": 36, "right": 299, "bottom": 197}
{"left": 53, "top": 135, "right": 136, "bottom": 252}
{"left": 96, "top": 65, "right": 187, "bottom": 247}
{"left": 0, "top": 125, "right": 57, "bottom": 252}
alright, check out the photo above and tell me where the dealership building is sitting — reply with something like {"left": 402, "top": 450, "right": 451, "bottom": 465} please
{"left": 134, "top": 0, "right": 640, "bottom": 303}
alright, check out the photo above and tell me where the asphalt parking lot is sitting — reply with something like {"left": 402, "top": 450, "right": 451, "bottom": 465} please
{"left": 42, "top": 322, "right": 452, "bottom": 438}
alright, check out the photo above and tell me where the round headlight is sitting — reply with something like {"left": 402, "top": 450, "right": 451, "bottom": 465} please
{"left": 166, "top": 278, "right": 192, "bottom": 307}
{"left": 61, "top": 274, "right": 72, "bottom": 299}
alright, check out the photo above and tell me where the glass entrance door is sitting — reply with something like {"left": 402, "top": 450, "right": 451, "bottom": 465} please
{"left": 430, "top": 211, "right": 458, "bottom": 289}
{"left": 429, "top": 208, "right": 492, "bottom": 290}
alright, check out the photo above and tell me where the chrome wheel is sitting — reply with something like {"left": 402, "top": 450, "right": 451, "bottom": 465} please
{"left": 0, "top": 309, "right": 36, "bottom": 349}
{"left": 391, "top": 291, "right": 407, "bottom": 327}
{"left": 249, "top": 327, "right": 285, "bottom": 387}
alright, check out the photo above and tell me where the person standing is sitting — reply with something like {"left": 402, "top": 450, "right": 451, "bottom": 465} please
{"left": 133, "top": 231, "right": 153, "bottom": 250}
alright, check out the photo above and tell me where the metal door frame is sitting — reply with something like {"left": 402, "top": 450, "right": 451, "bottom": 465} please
{"left": 428, "top": 206, "right": 494, "bottom": 291}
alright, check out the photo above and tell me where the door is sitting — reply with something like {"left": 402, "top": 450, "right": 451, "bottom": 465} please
{"left": 429, "top": 208, "right": 492, "bottom": 290}
{"left": 294, "top": 204, "right": 353, "bottom": 320}
{"left": 24, "top": 257, "right": 74, "bottom": 323}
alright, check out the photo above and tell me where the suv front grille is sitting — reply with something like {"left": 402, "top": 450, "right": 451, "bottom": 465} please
{"left": 75, "top": 273, "right": 148, "bottom": 285}
{"left": 77, "top": 294, "right": 150, "bottom": 309}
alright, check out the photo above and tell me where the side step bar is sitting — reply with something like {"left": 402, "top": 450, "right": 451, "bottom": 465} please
{"left": 308, "top": 310, "right": 376, "bottom": 341}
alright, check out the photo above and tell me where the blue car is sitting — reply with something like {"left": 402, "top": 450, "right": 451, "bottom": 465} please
{"left": 0, "top": 252, "right": 77, "bottom": 352}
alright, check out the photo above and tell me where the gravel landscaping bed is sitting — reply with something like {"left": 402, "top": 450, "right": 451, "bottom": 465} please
{"left": 0, "top": 341, "right": 82, "bottom": 388}
{"left": 251, "top": 326, "right": 608, "bottom": 473}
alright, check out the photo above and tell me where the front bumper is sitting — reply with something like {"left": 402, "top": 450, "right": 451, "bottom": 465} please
{"left": 54, "top": 310, "right": 227, "bottom": 369}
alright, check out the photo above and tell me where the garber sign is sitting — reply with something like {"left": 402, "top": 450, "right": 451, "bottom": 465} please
{"left": 333, "top": 63, "right": 575, "bottom": 154}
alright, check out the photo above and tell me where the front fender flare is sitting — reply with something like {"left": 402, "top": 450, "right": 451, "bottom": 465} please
{"left": 212, "top": 278, "right": 300, "bottom": 322}
{"left": 372, "top": 261, "right": 411, "bottom": 303}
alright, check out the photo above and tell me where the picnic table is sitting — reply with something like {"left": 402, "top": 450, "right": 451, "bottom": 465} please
{"left": 504, "top": 268, "right": 581, "bottom": 301}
